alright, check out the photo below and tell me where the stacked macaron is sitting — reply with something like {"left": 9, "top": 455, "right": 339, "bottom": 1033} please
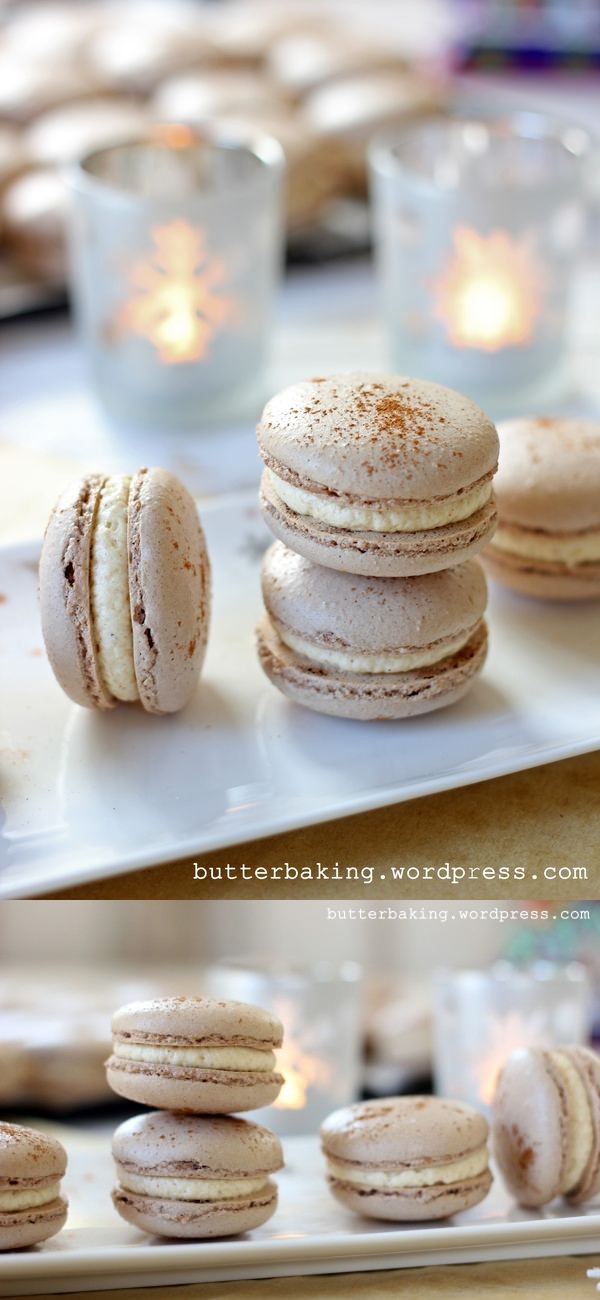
{"left": 106, "top": 996, "right": 285, "bottom": 1239}
{"left": 256, "top": 373, "right": 498, "bottom": 718}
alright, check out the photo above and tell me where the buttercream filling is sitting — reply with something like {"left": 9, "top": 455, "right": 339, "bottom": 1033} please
{"left": 0, "top": 1182, "right": 61, "bottom": 1211}
{"left": 551, "top": 1051, "right": 594, "bottom": 1193}
{"left": 493, "top": 524, "right": 600, "bottom": 565}
{"left": 326, "top": 1145, "right": 489, "bottom": 1189}
{"left": 268, "top": 469, "right": 493, "bottom": 533}
{"left": 272, "top": 619, "right": 473, "bottom": 674}
{"left": 90, "top": 473, "right": 138, "bottom": 701}
{"left": 112, "top": 1042, "right": 276, "bottom": 1071}
{"left": 117, "top": 1171, "right": 269, "bottom": 1201}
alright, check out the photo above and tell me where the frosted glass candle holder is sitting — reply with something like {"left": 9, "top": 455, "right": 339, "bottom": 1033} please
{"left": 68, "top": 127, "right": 284, "bottom": 429}
{"left": 206, "top": 957, "right": 363, "bottom": 1137}
{"left": 433, "top": 961, "right": 591, "bottom": 1114}
{"left": 369, "top": 112, "right": 591, "bottom": 410}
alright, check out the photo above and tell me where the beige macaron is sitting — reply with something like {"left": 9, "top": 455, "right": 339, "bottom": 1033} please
{"left": 39, "top": 467, "right": 210, "bottom": 714}
{"left": 112, "top": 1110, "right": 283, "bottom": 1239}
{"left": 483, "top": 417, "right": 600, "bottom": 600}
{"left": 106, "top": 996, "right": 284, "bottom": 1114}
{"left": 257, "top": 541, "right": 488, "bottom": 720}
{"left": 321, "top": 1096, "right": 492, "bottom": 1221}
{"left": 0, "top": 1123, "right": 68, "bottom": 1251}
{"left": 258, "top": 374, "right": 498, "bottom": 577}
{"left": 492, "top": 1045, "right": 600, "bottom": 1208}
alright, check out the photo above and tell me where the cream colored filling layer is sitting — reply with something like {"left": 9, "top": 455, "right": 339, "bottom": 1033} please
{"left": 0, "top": 1182, "right": 61, "bottom": 1211}
{"left": 268, "top": 470, "right": 492, "bottom": 533}
{"left": 274, "top": 620, "right": 472, "bottom": 674}
{"left": 90, "top": 474, "right": 138, "bottom": 702}
{"left": 551, "top": 1051, "right": 594, "bottom": 1193}
{"left": 494, "top": 524, "right": 600, "bottom": 565}
{"left": 117, "top": 1171, "right": 269, "bottom": 1201}
{"left": 326, "top": 1145, "right": 489, "bottom": 1189}
{"left": 113, "top": 1042, "right": 276, "bottom": 1071}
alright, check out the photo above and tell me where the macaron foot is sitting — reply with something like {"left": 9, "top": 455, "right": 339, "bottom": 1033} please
{"left": 112, "top": 1183, "right": 278, "bottom": 1239}
{"left": 257, "top": 614, "right": 487, "bottom": 720}
{"left": 260, "top": 475, "right": 498, "bottom": 578}
{"left": 328, "top": 1168, "right": 493, "bottom": 1222}
{"left": 483, "top": 548, "right": 600, "bottom": 601}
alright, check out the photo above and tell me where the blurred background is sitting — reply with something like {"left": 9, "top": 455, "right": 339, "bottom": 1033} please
{"left": 2, "top": 0, "right": 600, "bottom": 538}
{"left": 1, "top": 900, "right": 599, "bottom": 1137}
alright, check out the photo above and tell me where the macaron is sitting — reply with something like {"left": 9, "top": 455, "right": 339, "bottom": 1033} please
{"left": 492, "top": 1045, "right": 600, "bottom": 1208}
{"left": 39, "top": 467, "right": 210, "bottom": 713}
{"left": 321, "top": 1097, "right": 492, "bottom": 1221}
{"left": 112, "top": 1111, "right": 283, "bottom": 1239}
{"left": 0, "top": 1123, "right": 68, "bottom": 1251}
{"left": 483, "top": 417, "right": 600, "bottom": 600}
{"left": 258, "top": 374, "right": 499, "bottom": 577}
{"left": 257, "top": 541, "right": 488, "bottom": 720}
{"left": 106, "top": 996, "right": 284, "bottom": 1113}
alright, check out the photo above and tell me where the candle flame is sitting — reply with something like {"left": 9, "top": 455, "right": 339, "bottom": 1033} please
{"left": 433, "top": 226, "right": 542, "bottom": 352}
{"left": 116, "top": 219, "right": 234, "bottom": 365}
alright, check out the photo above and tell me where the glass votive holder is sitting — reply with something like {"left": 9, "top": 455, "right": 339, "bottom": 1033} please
{"left": 433, "top": 961, "right": 591, "bottom": 1114}
{"left": 369, "top": 111, "right": 591, "bottom": 411}
{"left": 68, "top": 126, "right": 284, "bottom": 430}
{"left": 206, "top": 957, "right": 363, "bottom": 1137}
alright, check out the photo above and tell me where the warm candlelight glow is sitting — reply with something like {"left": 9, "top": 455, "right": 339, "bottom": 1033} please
{"left": 274, "top": 1042, "right": 335, "bottom": 1110}
{"left": 116, "top": 219, "right": 234, "bottom": 364}
{"left": 433, "top": 226, "right": 542, "bottom": 352}
{"left": 473, "top": 1011, "right": 547, "bottom": 1105}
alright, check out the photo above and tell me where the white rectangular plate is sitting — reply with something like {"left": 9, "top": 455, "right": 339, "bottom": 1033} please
{"left": 1, "top": 492, "right": 599, "bottom": 898}
{"left": 2, "top": 1130, "right": 600, "bottom": 1295}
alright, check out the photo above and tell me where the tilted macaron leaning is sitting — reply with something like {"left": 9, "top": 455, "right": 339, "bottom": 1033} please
{"left": 492, "top": 1045, "right": 600, "bottom": 1207}
{"left": 112, "top": 1111, "right": 283, "bottom": 1239}
{"left": 0, "top": 1123, "right": 68, "bottom": 1251}
{"left": 106, "top": 997, "right": 284, "bottom": 1113}
{"left": 321, "top": 1096, "right": 492, "bottom": 1221}
{"left": 258, "top": 373, "right": 499, "bottom": 577}
{"left": 484, "top": 417, "right": 600, "bottom": 600}
{"left": 39, "top": 467, "right": 211, "bottom": 713}
{"left": 257, "top": 541, "right": 488, "bottom": 719}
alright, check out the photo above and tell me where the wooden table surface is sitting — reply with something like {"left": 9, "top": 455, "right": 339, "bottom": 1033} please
{"left": 12, "top": 1255, "right": 600, "bottom": 1299}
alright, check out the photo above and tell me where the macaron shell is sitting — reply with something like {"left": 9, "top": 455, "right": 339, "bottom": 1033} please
{"left": 492, "top": 1048, "right": 568, "bottom": 1207}
{"left": 39, "top": 473, "right": 115, "bottom": 709}
{"left": 257, "top": 614, "right": 487, "bottom": 720}
{"left": 563, "top": 1047, "right": 600, "bottom": 1204}
{"left": 112, "top": 1111, "right": 284, "bottom": 1178}
{"left": 0, "top": 1123, "right": 68, "bottom": 1183}
{"left": 261, "top": 473, "right": 497, "bottom": 577}
{"left": 494, "top": 417, "right": 600, "bottom": 533}
{"left": 106, "top": 1060, "right": 284, "bottom": 1113}
{"left": 483, "top": 548, "right": 600, "bottom": 601}
{"left": 321, "top": 1097, "right": 489, "bottom": 1167}
{"left": 128, "top": 468, "right": 211, "bottom": 714}
{"left": 258, "top": 374, "right": 499, "bottom": 501}
{"left": 112, "top": 996, "right": 283, "bottom": 1048}
{"left": 112, "top": 1182, "right": 277, "bottom": 1238}
{"left": 261, "top": 542, "right": 488, "bottom": 652}
{"left": 328, "top": 1169, "right": 492, "bottom": 1222}
{"left": 0, "top": 1197, "right": 68, "bottom": 1250}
